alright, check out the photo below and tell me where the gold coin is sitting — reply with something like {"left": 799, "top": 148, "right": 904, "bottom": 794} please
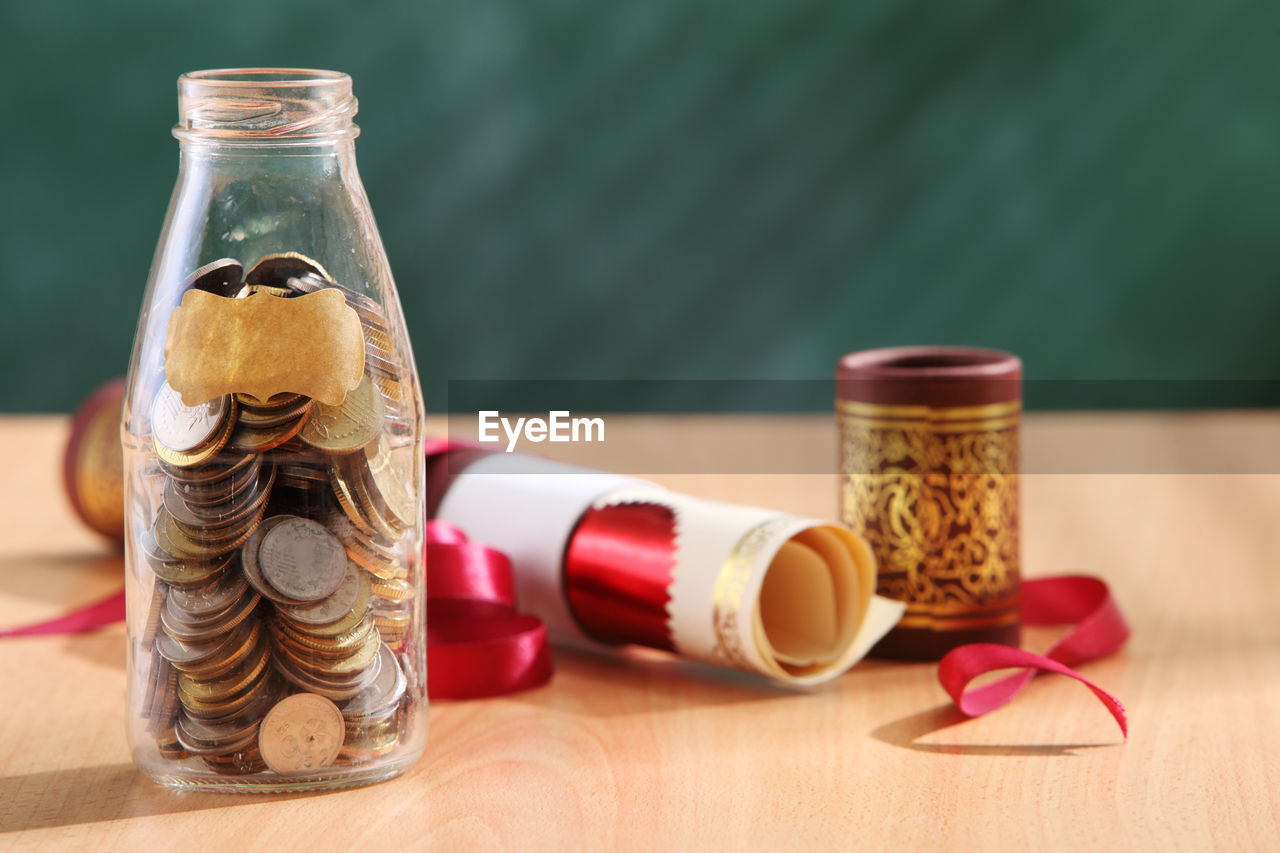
{"left": 349, "top": 463, "right": 404, "bottom": 542}
{"left": 178, "top": 621, "right": 263, "bottom": 681}
{"left": 237, "top": 397, "right": 313, "bottom": 429}
{"left": 235, "top": 391, "right": 304, "bottom": 410}
{"left": 157, "top": 504, "right": 264, "bottom": 561}
{"left": 329, "top": 465, "right": 376, "bottom": 535}
{"left": 298, "top": 375, "right": 384, "bottom": 454}
{"left": 180, "top": 670, "right": 277, "bottom": 721}
{"left": 177, "top": 637, "right": 270, "bottom": 700}
{"left": 363, "top": 436, "right": 416, "bottom": 530}
{"left": 257, "top": 693, "right": 345, "bottom": 774}
{"left": 228, "top": 414, "right": 308, "bottom": 453}
{"left": 370, "top": 577, "right": 413, "bottom": 602}
{"left": 273, "top": 614, "right": 377, "bottom": 657}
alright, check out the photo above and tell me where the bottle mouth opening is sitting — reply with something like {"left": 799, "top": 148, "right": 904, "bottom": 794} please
{"left": 175, "top": 68, "right": 359, "bottom": 144}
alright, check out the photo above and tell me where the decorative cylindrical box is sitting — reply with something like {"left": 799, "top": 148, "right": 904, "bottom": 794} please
{"left": 836, "top": 346, "right": 1022, "bottom": 660}
{"left": 428, "top": 450, "right": 904, "bottom": 686}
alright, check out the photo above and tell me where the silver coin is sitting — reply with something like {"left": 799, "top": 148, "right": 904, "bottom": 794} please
{"left": 168, "top": 568, "right": 248, "bottom": 618}
{"left": 156, "top": 625, "right": 229, "bottom": 667}
{"left": 258, "top": 517, "right": 347, "bottom": 602}
{"left": 241, "top": 516, "right": 306, "bottom": 605}
{"left": 277, "top": 563, "right": 365, "bottom": 626}
{"left": 342, "top": 643, "right": 404, "bottom": 718}
{"left": 152, "top": 383, "right": 228, "bottom": 452}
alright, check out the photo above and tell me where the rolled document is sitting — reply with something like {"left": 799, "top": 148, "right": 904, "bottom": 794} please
{"left": 428, "top": 451, "right": 904, "bottom": 686}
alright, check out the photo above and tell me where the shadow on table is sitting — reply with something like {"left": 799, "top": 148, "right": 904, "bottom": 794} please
{"left": 0, "top": 762, "right": 315, "bottom": 834}
{"left": 507, "top": 646, "right": 799, "bottom": 717}
{"left": 871, "top": 703, "right": 1120, "bottom": 756}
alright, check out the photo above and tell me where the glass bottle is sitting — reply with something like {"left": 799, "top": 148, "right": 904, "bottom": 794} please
{"left": 122, "top": 69, "right": 427, "bottom": 791}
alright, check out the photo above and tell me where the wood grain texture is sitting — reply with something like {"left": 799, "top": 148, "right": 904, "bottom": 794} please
{"left": 0, "top": 414, "right": 1277, "bottom": 851}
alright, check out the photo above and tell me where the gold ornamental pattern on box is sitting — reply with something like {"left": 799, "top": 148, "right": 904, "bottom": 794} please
{"left": 838, "top": 400, "right": 1020, "bottom": 632}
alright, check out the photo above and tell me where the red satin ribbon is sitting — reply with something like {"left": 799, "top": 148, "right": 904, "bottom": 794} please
{"left": 0, "top": 521, "right": 553, "bottom": 701}
{"left": 425, "top": 520, "right": 553, "bottom": 699}
{"left": 938, "top": 575, "right": 1130, "bottom": 738}
{"left": 0, "top": 588, "right": 125, "bottom": 638}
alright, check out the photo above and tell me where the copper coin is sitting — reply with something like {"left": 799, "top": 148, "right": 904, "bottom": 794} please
{"left": 258, "top": 517, "right": 347, "bottom": 602}
{"left": 258, "top": 693, "right": 345, "bottom": 774}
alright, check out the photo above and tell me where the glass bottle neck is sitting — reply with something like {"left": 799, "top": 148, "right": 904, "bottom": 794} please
{"left": 177, "top": 138, "right": 357, "bottom": 161}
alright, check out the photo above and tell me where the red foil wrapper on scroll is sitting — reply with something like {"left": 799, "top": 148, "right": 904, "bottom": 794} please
{"left": 427, "top": 450, "right": 904, "bottom": 686}
{"left": 837, "top": 346, "right": 1022, "bottom": 660}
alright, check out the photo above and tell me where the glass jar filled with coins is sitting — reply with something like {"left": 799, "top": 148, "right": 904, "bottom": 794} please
{"left": 122, "top": 70, "right": 427, "bottom": 791}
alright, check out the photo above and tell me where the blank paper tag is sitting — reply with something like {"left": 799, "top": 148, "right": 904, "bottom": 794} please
{"left": 164, "top": 289, "right": 365, "bottom": 407}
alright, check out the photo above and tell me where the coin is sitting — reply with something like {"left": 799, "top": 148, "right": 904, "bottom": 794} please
{"left": 277, "top": 564, "right": 367, "bottom": 627}
{"left": 288, "top": 273, "right": 383, "bottom": 320}
{"left": 341, "top": 644, "right": 405, "bottom": 719}
{"left": 228, "top": 415, "right": 308, "bottom": 453}
{"left": 152, "top": 384, "right": 230, "bottom": 453}
{"left": 178, "top": 621, "right": 263, "bottom": 681}
{"left": 236, "top": 392, "right": 304, "bottom": 410}
{"left": 154, "top": 402, "right": 237, "bottom": 469}
{"left": 257, "top": 693, "right": 345, "bottom": 773}
{"left": 244, "top": 252, "right": 332, "bottom": 288}
{"left": 258, "top": 517, "right": 347, "bottom": 602}
{"left": 363, "top": 437, "right": 415, "bottom": 530}
{"left": 298, "top": 375, "right": 384, "bottom": 454}
{"left": 241, "top": 517, "right": 308, "bottom": 605}
{"left": 237, "top": 397, "right": 314, "bottom": 429}
{"left": 271, "top": 655, "right": 375, "bottom": 702}
{"left": 350, "top": 464, "right": 404, "bottom": 542}
{"left": 178, "top": 640, "right": 271, "bottom": 703}
{"left": 369, "top": 576, "right": 412, "bottom": 602}
{"left": 185, "top": 258, "right": 244, "bottom": 298}
{"left": 329, "top": 465, "right": 376, "bottom": 536}
{"left": 163, "top": 451, "right": 257, "bottom": 486}
{"left": 157, "top": 623, "right": 237, "bottom": 668}
{"left": 167, "top": 569, "right": 246, "bottom": 618}
{"left": 161, "top": 588, "right": 261, "bottom": 644}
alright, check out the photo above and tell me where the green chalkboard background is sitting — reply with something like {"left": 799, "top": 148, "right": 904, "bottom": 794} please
{"left": 2, "top": 0, "right": 1278, "bottom": 412}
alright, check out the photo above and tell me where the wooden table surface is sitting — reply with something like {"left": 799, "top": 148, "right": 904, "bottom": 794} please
{"left": 0, "top": 413, "right": 1277, "bottom": 851}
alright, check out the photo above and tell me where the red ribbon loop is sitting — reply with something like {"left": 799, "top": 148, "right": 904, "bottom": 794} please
{"left": 0, "top": 588, "right": 125, "bottom": 639}
{"left": 426, "top": 522, "right": 553, "bottom": 699}
{"left": 938, "top": 575, "right": 1130, "bottom": 738}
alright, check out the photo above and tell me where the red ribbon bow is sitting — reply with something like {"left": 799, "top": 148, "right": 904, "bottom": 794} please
{"left": 938, "top": 575, "right": 1130, "bottom": 737}
{"left": 424, "top": 520, "right": 553, "bottom": 699}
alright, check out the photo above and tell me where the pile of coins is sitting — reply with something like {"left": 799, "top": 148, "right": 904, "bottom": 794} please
{"left": 136, "top": 252, "right": 420, "bottom": 776}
